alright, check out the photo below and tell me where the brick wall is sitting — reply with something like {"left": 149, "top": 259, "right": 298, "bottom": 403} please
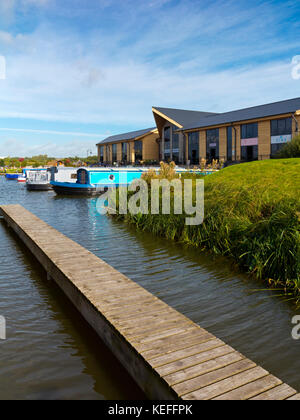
{"left": 258, "top": 121, "right": 271, "bottom": 159}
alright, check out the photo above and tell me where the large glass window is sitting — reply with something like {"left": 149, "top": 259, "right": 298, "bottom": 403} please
{"left": 188, "top": 132, "right": 199, "bottom": 165}
{"left": 99, "top": 146, "right": 104, "bottom": 163}
{"left": 122, "top": 143, "right": 127, "bottom": 162}
{"left": 172, "top": 132, "right": 179, "bottom": 164}
{"left": 134, "top": 140, "right": 143, "bottom": 162}
{"left": 112, "top": 144, "right": 117, "bottom": 162}
{"left": 164, "top": 127, "right": 171, "bottom": 161}
{"left": 241, "top": 144, "right": 258, "bottom": 161}
{"left": 241, "top": 123, "right": 258, "bottom": 139}
{"left": 241, "top": 123, "right": 258, "bottom": 162}
{"left": 206, "top": 128, "right": 219, "bottom": 162}
{"left": 227, "top": 127, "right": 232, "bottom": 162}
{"left": 271, "top": 118, "right": 292, "bottom": 156}
{"left": 271, "top": 118, "right": 292, "bottom": 136}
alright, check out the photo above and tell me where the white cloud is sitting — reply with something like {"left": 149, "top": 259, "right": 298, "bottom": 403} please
{"left": 0, "top": 0, "right": 299, "bottom": 157}
{"left": 0, "top": 137, "right": 98, "bottom": 157}
{"left": 0, "top": 128, "right": 107, "bottom": 137}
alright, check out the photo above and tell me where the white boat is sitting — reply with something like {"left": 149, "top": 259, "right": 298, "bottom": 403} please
{"left": 26, "top": 169, "right": 52, "bottom": 191}
{"left": 17, "top": 175, "right": 26, "bottom": 183}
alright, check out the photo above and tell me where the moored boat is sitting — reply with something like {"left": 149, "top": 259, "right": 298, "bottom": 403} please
{"left": 51, "top": 167, "right": 148, "bottom": 196}
{"left": 26, "top": 169, "right": 52, "bottom": 191}
{"left": 5, "top": 173, "right": 20, "bottom": 180}
{"left": 26, "top": 167, "right": 78, "bottom": 191}
{"left": 17, "top": 175, "right": 26, "bottom": 183}
{"left": 50, "top": 166, "right": 208, "bottom": 196}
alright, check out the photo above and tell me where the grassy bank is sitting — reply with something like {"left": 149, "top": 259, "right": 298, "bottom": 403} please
{"left": 113, "top": 159, "right": 300, "bottom": 302}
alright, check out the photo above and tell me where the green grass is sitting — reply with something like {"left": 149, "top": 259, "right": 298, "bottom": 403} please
{"left": 113, "top": 159, "right": 300, "bottom": 302}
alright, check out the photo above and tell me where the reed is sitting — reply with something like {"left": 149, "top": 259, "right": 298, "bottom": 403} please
{"left": 113, "top": 159, "right": 300, "bottom": 301}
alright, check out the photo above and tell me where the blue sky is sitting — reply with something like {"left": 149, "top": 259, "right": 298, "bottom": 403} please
{"left": 0, "top": 0, "right": 299, "bottom": 157}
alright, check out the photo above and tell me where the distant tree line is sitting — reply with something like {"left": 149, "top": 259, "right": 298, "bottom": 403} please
{"left": 0, "top": 154, "right": 99, "bottom": 169}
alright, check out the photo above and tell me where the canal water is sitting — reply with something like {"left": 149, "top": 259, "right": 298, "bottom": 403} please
{"left": 0, "top": 175, "right": 299, "bottom": 399}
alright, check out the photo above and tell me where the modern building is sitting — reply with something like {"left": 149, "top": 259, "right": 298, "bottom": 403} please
{"left": 175, "top": 97, "right": 300, "bottom": 164}
{"left": 97, "top": 97, "right": 300, "bottom": 166}
{"left": 152, "top": 107, "right": 218, "bottom": 164}
{"left": 97, "top": 127, "right": 159, "bottom": 165}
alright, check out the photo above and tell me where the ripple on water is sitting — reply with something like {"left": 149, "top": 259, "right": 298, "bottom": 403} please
{"left": 0, "top": 176, "right": 300, "bottom": 397}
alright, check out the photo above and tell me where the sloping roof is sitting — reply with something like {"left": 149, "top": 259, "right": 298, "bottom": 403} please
{"left": 152, "top": 107, "right": 218, "bottom": 128}
{"left": 181, "top": 97, "right": 300, "bottom": 131}
{"left": 97, "top": 127, "right": 157, "bottom": 145}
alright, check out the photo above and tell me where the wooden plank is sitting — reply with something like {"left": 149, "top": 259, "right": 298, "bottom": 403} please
{"left": 119, "top": 316, "right": 192, "bottom": 339}
{"left": 287, "top": 393, "right": 300, "bottom": 400}
{"left": 175, "top": 359, "right": 256, "bottom": 397}
{"left": 213, "top": 375, "right": 282, "bottom": 400}
{"left": 163, "top": 352, "right": 245, "bottom": 387}
{"left": 182, "top": 367, "right": 269, "bottom": 400}
{"left": 130, "top": 323, "right": 195, "bottom": 344}
{"left": 1, "top": 204, "right": 297, "bottom": 401}
{"left": 150, "top": 339, "right": 224, "bottom": 368}
{"left": 156, "top": 345, "right": 236, "bottom": 377}
{"left": 250, "top": 384, "right": 297, "bottom": 400}
{"left": 135, "top": 326, "right": 205, "bottom": 353}
{"left": 141, "top": 331, "right": 214, "bottom": 360}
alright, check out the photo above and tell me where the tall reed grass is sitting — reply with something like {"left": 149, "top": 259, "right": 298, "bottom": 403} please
{"left": 113, "top": 159, "right": 300, "bottom": 302}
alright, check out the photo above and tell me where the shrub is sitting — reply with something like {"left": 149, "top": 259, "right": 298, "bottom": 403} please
{"left": 276, "top": 135, "right": 300, "bottom": 158}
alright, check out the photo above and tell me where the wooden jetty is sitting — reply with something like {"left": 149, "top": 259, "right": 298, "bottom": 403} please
{"left": 1, "top": 204, "right": 299, "bottom": 400}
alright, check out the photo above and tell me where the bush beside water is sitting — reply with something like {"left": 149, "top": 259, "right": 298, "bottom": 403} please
{"left": 113, "top": 159, "right": 300, "bottom": 302}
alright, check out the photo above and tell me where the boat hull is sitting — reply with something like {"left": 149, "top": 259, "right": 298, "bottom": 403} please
{"left": 5, "top": 174, "right": 19, "bottom": 180}
{"left": 51, "top": 184, "right": 107, "bottom": 196}
{"left": 26, "top": 183, "right": 53, "bottom": 191}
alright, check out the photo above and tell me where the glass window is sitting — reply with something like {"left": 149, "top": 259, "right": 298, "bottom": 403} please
{"left": 106, "top": 145, "right": 110, "bottom": 162}
{"left": 164, "top": 127, "right": 171, "bottom": 161}
{"left": 241, "top": 123, "right": 258, "bottom": 139}
{"left": 227, "top": 127, "right": 232, "bottom": 161}
{"left": 122, "top": 143, "right": 127, "bottom": 162}
{"left": 173, "top": 133, "right": 179, "bottom": 149}
{"left": 134, "top": 140, "right": 143, "bottom": 162}
{"left": 112, "top": 144, "right": 117, "bottom": 162}
{"left": 270, "top": 118, "right": 292, "bottom": 156}
{"left": 188, "top": 132, "right": 199, "bottom": 165}
{"left": 271, "top": 143, "right": 284, "bottom": 156}
{"left": 241, "top": 145, "right": 258, "bottom": 161}
{"left": 99, "top": 146, "right": 104, "bottom": 163}
{"left": 271, "top": 117, "right": 292, "bottom": 136}
{"left": 172, "top": 133, "right": 179, "bottom": 164}
{"left": 206, "top": 128, "right": 219, "bottom": 161}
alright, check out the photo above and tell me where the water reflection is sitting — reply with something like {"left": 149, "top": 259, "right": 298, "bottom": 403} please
{"left": 0, "top": 176, "right": 300, "bottom": 398}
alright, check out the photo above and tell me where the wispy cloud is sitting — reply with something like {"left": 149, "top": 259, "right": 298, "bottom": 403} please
{"left": 0, "top": 0, "right": 299, "bottom": 156}
{"left": 0, "top": 127, "right": 107, "bottom": 137}
{"left": 0, "top": 137, "right": 98, "bottom": 157}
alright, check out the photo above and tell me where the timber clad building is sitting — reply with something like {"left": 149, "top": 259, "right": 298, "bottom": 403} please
{"left": 97, "top": 97, "right": 300, "bottom": 165}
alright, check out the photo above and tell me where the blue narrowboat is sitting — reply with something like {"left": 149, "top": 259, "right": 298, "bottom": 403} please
{"left": 51, "top": 168, "right": 148, "bottom": 196}
{"left": 5, "top": 173, "right": 20, "bottom": 180}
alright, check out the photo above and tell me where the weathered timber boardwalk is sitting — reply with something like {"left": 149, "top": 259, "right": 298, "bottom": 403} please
{"left": 1, "top": 204, "right": 299, "bottom": 400}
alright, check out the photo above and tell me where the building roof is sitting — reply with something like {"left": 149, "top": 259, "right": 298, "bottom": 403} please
{"left": 152, "top": 107, "right": 218, "bottom": 128}
{"left": 181, "top": 97, "right": 300, "bottom": 131}
{"left": 97, "top": 127, "right": 157, "bottom": 145}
